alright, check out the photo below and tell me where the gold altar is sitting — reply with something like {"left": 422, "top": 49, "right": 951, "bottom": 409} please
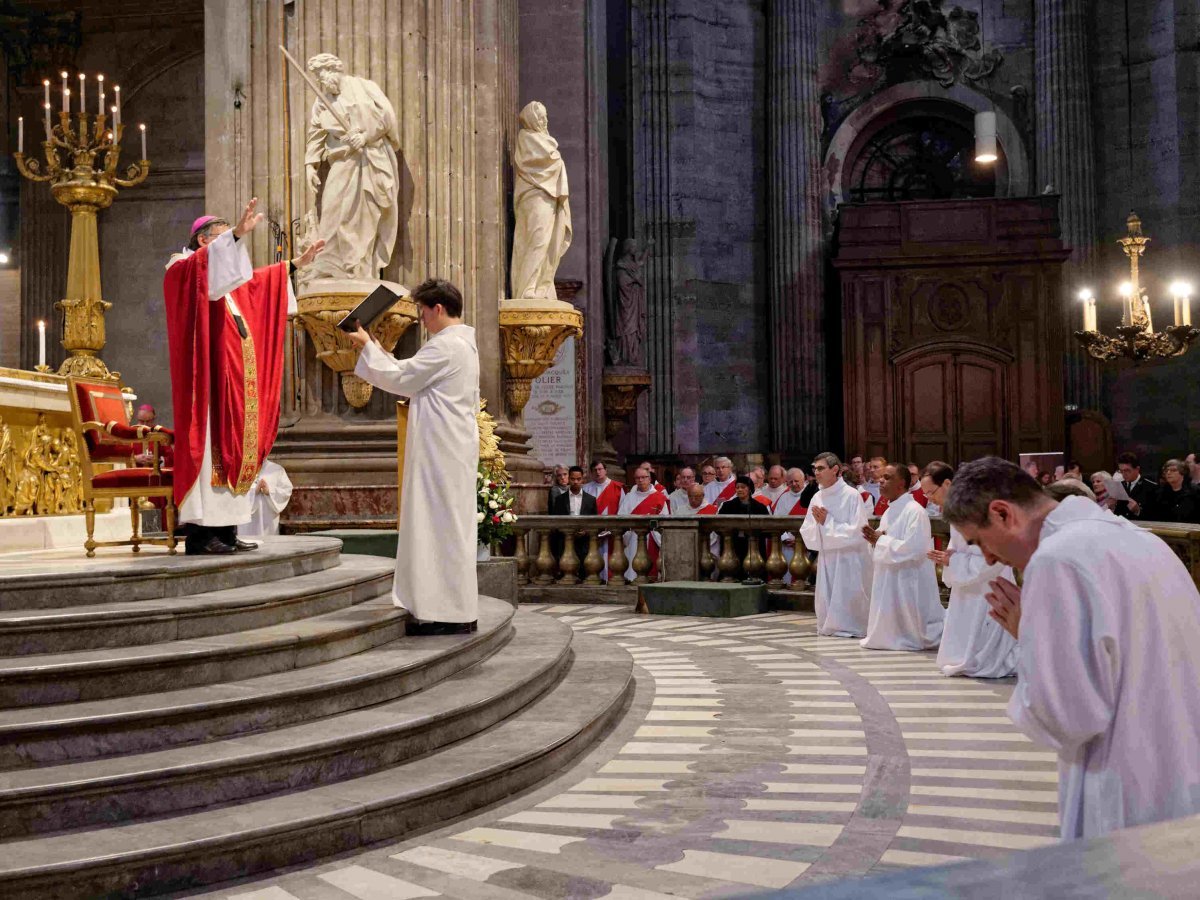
{"left": 0, "top": 367, "right": 129, "bottom": 518}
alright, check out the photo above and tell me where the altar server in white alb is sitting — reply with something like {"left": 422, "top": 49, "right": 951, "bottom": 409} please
{"left": 860, "top": 463, "right": 945, "bottom": 651}
{"left": 237, "top": 459, "right": 295, "bottom": 537}
{"left": 799, "top": 453, "right": 873, "bottom": 637}
{"left": 350, "top": 279, "right": 480, "bottom": 635}
{"left": 920, "top": 461, "right": 1016, "bottom": 678}
{"left": 944, "top": 457, "right": 1200, "bottom": 840}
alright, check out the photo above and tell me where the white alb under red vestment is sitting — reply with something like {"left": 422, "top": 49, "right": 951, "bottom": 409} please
{"left": 618, "top": 486, "right": 669, "bottom": 580}
{"left": 704, "top": 476, "right": 737, "bottom": 507}
{"left": 583, "top": 477, "right": 624, "bottom": 581}
{"left": 164, "top": 231, "right": 293, "bottom": 524}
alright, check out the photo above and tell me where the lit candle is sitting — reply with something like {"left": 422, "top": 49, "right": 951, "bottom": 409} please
{"left": 17, "top": 116, "right": 22, "bottom": 154}
{"left": 111, "top": 107, "right": 119, "bottom": 138}
{"left": 113, "top": 84, "right": 120, "bottom": 121}
{"left": 139, "top": 123, "right": 147, "bottom": 160}
{"left": 1078, "top": 289, "right": 1097, "bottom": 332}
{"left": 78, "top": 72, "right": 85, "bottom": 115}
{"left": 42, "top": 79, "right": 50, "bottom": 109}
{"left": 37, "top": 320, "right": 46, "bottom": 369}
{"left": 60, "top": 70, "right": 68, "bottom": 101}
{"left": 62, "top": 87, "right": 70, "bottom": 115}
{"left": 97, "top": 74, "right": 105, "bottom": 116}
{"left": 1173, "top": 282, "right": 1194, "bottom": 327}
{"left": 43, "top": 102, "right": 51, "bottom": 138}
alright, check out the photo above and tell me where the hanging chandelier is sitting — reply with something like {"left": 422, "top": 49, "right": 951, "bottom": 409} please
{"left": 1074, "top": 213, "right": 1199, "bottom": 362}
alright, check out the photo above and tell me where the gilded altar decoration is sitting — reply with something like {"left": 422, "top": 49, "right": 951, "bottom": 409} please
{"left": 477, "top": 401, "right": 506, "bottom": 482}
{"left": 0, "top": 412, "right": 84, "bottom": 517}
{"left": 13, "top": 73, "right": 150, "bottom": 378}
{"left": 295, "top": 291, "right": 418, "bottom": 407}
{"left": 497, "top": 298, "right": 583, "bottom": 421}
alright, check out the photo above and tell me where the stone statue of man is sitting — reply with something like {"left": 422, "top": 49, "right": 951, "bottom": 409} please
{"left": 611, "top": 238, "right": 651, "bottom": 367}
{"left": 510, "top": 101, "right": 572, "bottom": 299}
{"left": 303, "top": 53, "right": 401, "bottom": 283}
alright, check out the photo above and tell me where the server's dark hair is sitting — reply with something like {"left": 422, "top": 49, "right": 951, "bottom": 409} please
{"left": 943, "top": 457, "right": 1046, "bottom": 527}
{"left": 410, "top": 278, "right": 463, "bottom": 318}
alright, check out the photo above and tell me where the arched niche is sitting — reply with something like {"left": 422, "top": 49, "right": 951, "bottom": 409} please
{"left": 823, "top": 81, "right": 1030, "bottom": 211}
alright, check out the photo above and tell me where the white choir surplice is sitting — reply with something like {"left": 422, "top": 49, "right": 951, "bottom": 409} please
{"left": 166, "top": 230, "right": 297, "bottom": 527}
{"left": 754, "top": 483, "right": 787, "bottom": 506}
{"left": 799, "top": 479, "right": 873, "bottom": 637}
{"left": 860, "top": 493, "right": 945, "bottom": 650}
{"left": 354, "top": 326, "right": 480, "bottom": 623}
{"left": 617, "top": 486, "right": 665, "bottom": 581}
{"left": 772, "top": 489, "right": 808, "bottom": 585}
{"left": 671, "top": 501, "right": 701, "bottom": 517}
{"left": 667, "top": 487, "right": 689, "bottom": 512}
{"left": 237, "top": 460, "right": 294, "bottom": 537}
{"left": 936, "top": 524, "right": 1018, "bottom": 678}
{"left": 703, "top": 476, "right": 736, "bottom": 506}
{"left": 1009, "top": 496, "right": 1200, "bottom": 839}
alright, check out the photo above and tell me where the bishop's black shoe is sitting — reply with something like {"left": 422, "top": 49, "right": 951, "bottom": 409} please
{"left": 185, "top": 536, "right": 237, "bottom": 556}
{"left": 232, "top": 539, "right": 259, "bottom": 552}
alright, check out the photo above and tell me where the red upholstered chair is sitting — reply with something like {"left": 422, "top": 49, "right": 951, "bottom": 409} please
{"left": 68, "top": 377, "right": 178, "bottom": 558}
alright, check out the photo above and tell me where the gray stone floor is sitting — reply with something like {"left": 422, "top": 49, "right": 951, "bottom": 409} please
{"left": 184, "top": 605, "right": 1056, "bottom": 899}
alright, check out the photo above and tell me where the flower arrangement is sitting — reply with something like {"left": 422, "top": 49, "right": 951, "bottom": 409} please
{"left": 477, "top": 464, "right": 518, "bottom": 546}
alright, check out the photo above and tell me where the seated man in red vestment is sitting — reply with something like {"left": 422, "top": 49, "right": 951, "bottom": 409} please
{"left": 163, "top": 198, "right": 323, "bottom": 554}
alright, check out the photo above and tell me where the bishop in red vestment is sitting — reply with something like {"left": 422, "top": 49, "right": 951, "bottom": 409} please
{"left": 163, "top": 198, "right": 324, "bottom": 554}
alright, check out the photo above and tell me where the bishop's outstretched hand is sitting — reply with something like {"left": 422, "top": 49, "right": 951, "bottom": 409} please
{"left": 293, "top": 239, "right": 326, "bottom": 269}
{"left": 232, "top": 197, "right": 265, "bottom": 239}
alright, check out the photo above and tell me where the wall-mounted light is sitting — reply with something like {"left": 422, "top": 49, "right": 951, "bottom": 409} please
{"left": 974, "top": 110, "right": 997, "bottom": 164}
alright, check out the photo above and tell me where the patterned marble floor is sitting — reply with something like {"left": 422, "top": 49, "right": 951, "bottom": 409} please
{"left": 187, "top": 605, "right": 1059, "bottom": 899}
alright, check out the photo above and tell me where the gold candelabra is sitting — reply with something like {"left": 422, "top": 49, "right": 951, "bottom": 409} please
{"left": 13, "top": 80, "right": 149, "bottom": 379}
{"left": 1074, "top": 213, "right": 1199, "bottom": 363}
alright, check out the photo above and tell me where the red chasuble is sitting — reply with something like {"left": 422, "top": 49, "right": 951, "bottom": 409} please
{"left": 163, "top": 245, "right": 291, "bottom": 506}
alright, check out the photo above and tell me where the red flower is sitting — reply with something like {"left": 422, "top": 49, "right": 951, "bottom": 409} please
{"left": 491, "top": 515, "right": 501, "bottom": 524}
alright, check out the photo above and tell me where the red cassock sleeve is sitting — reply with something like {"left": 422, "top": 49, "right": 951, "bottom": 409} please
{"left": 163, "top": 246, "right": 291, "bottom": 505}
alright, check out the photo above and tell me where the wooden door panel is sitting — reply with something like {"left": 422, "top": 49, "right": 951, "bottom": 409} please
{"left": 956, "top": 355, "right": 1006, "bottom": 461}
{"left": 899, "top": 353, "right": 954, "bottom": 466}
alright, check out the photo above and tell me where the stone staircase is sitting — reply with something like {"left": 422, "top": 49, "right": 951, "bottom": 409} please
{"left": 0, "top": 537, "right": 633, "bottom": 898}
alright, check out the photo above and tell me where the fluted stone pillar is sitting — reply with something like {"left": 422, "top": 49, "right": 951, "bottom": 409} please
{"left": 1036, "top": 0, "right": 1100, "bottom": 410}
{"left": 767, "top": 0, "right": 827, "bottom": 455}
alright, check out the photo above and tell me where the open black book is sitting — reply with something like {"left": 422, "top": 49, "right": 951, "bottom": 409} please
{"left": 336, "top": 285, "right": 403, "bottom": 333}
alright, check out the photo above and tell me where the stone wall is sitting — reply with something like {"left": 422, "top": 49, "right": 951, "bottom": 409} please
{"left": 619, "top": 0, "right": 771, "bottom": 456}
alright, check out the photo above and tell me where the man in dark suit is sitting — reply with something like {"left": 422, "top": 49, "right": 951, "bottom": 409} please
{"left": 550, "top": 466, "right": 597, "bottom": 562}
{"left": 1115, "top": 451, "right": 1157, "bottom": 521}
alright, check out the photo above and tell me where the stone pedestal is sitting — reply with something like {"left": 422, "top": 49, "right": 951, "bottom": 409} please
{"left": 498, "top": 298, "right": 584, "bottom": 513}
{"left": 601, "top": 367, "right": 651, "bottom": 460}
{"left": 295, "top": 281, "right": 414, "bottom": 409}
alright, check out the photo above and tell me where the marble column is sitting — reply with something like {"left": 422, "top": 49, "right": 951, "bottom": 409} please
{"left": 1036, "top": 0, "right": 1100, "bottom": 410}
{"left": 630, "top": 0, "right": 675, "bottom": 455}
{"left": 766, "top": 0, "right": 826, "bottom": 455}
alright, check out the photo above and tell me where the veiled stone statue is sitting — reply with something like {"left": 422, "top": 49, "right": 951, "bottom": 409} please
{"left": 510, "top": 101, "right": 572, "bottom": 299}
{"left": 605, "top": 238, "right": 651, "bottom": 367}
{"left": 302, "top": 53, "right": 401, "bottom": 284}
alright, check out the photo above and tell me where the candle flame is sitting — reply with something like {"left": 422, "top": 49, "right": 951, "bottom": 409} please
{"left": 38, "top": 320, "right": 45, "bottom": 328}
{"left": 97, "top": 74, "right": 104, "bottom": 82}
{"left": 139, "top": 123, "right": 146, "bottom": 131}
{"left": 1077, "top": 288, "right": 1093, "bottom": 302}
{"left": 43, "top": 79, "right": 50, "bottom": 87}
{"left": 60, "top": 71, "right": 68, "bottom": 79}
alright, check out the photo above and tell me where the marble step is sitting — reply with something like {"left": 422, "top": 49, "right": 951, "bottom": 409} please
{"left": 0, "top": 595, "right": 408, "bottom": 709}
{"left": 0, "top": 627, "right": 633, "bottom": 899}
{"left": 0, "top": 597, "right": 515, "bottom": 768}
{"left": 0, "top": 536, "right": 344, "bottom": 611}
{"left": 0, "top": 612, "right": 571, "bottom": 837}
{"left": 0, "top": 554, "right": 395, "bottom": 655}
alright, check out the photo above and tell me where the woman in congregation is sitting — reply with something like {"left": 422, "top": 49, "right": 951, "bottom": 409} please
{"left": 1150, "top": 459, "right": 1200, "bottom": 524}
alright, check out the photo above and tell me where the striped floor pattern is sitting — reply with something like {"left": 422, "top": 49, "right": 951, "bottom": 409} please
{"left": 204, "top": 604, "right": 1056, "bottom": 899}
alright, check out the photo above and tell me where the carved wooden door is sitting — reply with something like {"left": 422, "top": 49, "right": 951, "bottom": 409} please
{"left": 898, "top": 351, "right": 1007, "bottom": 466}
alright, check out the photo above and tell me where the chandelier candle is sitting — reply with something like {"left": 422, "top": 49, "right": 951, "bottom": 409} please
{"left": 78, "top": 73, "right": 85, "bottom": 114}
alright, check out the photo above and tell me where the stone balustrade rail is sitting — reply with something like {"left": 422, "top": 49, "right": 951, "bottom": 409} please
{"left": 501, "top": 513, "right": 1200, "bottom": 602}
